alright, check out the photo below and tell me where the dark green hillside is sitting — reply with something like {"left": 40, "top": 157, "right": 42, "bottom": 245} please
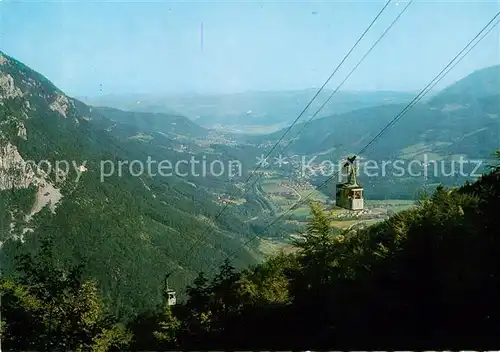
{"left": 137, "top": 152, "right": 500, "bottom": 349}
{"left": 0, "top": 51, "right": 264, "bottom": 320}
{"left": 73, "top": 97, "right": 298, "bottom": 240}
{"left": 166, "top": 153, "right": 500, "bottom": 349}
{"left": 3, "top": 152, "right": 500, "bottom": 350}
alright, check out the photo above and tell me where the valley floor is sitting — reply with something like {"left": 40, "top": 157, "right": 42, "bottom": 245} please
{"left": 257, "top": 194, "right": 416, "bottom": 255}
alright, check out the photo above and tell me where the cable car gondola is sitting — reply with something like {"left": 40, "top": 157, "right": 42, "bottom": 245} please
{"left": 335, "top": 155, "right": 364, "bottom": 211}
{"left": 164, "top": 274, "right": 177, "bottom": 306}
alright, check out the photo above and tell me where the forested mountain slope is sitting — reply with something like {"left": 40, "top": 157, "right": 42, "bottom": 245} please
{"left": 0, "top": 51, "right": 262, "bottom": 320}
{"left": 430, "top": 65, "right": 500, "bottom": 106}
{"left": 3, "top": 152, "right": 500, "bottom": 350}
{"left": 162, "top": 153, "right": 500, "bottom": 349}
{"left": 257, "top": 65, "right": 500, "bottom": 161}
{"left": 90, "top": 106, "right": 208, "bottom": 138}
{"left": 72, "top": 97, "right": 298, "bottom": 233}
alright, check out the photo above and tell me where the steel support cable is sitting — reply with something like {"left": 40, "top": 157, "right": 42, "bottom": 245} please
{"left": 171, "top": 0, "right": 393, "bottom": 274}
{"left": 358, "top": 10, "right": 500, "bottom": 156}
{"left": 425, "top": 15, "right": 500, "bottom": 158}
{"left": 277, "top": 0, "right": 414, "bottom": 157}
{"left": 205, "top": 10, "right": 500, "bottom": 275}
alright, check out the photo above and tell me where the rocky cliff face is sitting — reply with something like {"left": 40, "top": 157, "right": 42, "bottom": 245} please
{"left": 0, "top": 52, "right": 72, "bottom": 246}
{"left": 0, "top": 142, "right": 39, "bottom": 190}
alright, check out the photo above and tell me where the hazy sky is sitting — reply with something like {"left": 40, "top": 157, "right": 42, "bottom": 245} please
{"left": 1, "top": 0, "right": 499, "bottom": 97}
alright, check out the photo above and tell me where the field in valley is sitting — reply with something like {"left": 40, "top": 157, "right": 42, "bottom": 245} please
{"left": 256, "top": 179, "right": 417, "bottom": 256}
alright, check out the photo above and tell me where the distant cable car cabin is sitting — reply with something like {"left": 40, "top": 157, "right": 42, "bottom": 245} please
{"left": 336, "top": 155, "right": 364, "bottom": 211}
{"left": 166, "top": 289, "right": 177, "bottom": 306}
{"left": 164, "top": 274, "right": 177, "bottom": 306}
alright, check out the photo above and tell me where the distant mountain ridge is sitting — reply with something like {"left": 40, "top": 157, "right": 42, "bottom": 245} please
{"left": 89, "top": 106, "right": 208, "bottom": 138}
{"left": 255, "top": 64, "right": 499, "bottom": 158}
{"left": 80, "top": 90, "right": 416, "bottom": 132}
{"left": 242, "top": 65, "right": 500, "bottom": 199}
{"left": 430, "top": 65, "right": 500, "bottom": 106}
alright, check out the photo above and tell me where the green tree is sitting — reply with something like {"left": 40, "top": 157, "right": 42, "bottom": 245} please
{"left": 0, "top": 237, "right": 132, "bottom": 351}
{"left": 152, "top": 304, "right": 181, "bottom": 348}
